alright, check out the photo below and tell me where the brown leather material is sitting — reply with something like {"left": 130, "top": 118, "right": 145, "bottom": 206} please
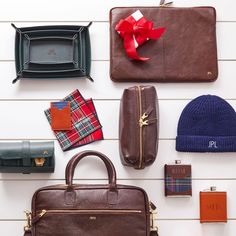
{"left": 24, "top": 230, "right": 32, "bottom": 236}
{"left": 26, "top": 150, "right": 155, "bottom": 236}
{"left": 119, "top": 86, "right": 159, "bottom": 169}
{"left": 110, "top": 6, "right": 218, "bottom": 82}
{"left": 150, "top": 231, "right": 159, "bottom": 236}
{"left": 200, "top": 191, "right": 227, "bottom": 223}
{"left": 50, "top": 102, "right": 71, "bottom": 131}
{"left": 24, "top": 230, "right": 158, "bottom": 236}
{"left": 24, "top": 229, "right": 159, "bottom": 236}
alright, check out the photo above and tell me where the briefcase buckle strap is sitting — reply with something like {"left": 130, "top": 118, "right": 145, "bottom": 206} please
{"left": 24, "top": 211, "right": 32, "bottom": 232}
{"left": 150, "top": 202, "right": 158, "bottom": 232}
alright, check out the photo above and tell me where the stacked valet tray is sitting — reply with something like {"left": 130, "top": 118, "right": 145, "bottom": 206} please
{"left": 11, "top": 23, "right": 93, "bottom": 83}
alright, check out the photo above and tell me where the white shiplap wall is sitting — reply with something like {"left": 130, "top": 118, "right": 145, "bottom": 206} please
{"left": 0, "top": 0, "right": 235, "bottom": 235}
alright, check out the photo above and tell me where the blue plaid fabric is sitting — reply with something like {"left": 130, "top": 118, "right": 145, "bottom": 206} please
{"left": 164, "top": 164, "right": 192, "bottom": 196}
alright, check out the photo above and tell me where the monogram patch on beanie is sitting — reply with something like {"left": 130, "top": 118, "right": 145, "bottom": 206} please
{"left": 208, "top": 141, "right": 218, "bottom": 149}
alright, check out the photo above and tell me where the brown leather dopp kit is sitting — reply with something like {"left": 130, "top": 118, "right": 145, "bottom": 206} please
{"left": 119, "top": 86, "right": 159, "bottom": 169}
{"left": 110, "top": 6, "right": 218, "bottom": 82}
{"left": 24, "top": 150, "right": 159, "bottom": 236}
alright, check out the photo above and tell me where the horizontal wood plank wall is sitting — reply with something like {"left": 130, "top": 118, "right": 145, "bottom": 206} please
{"left": 0, "top": 0, "right": 235, "bottom": 235}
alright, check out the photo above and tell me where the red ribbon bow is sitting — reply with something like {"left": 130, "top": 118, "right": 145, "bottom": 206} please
{"left": 115, "top": 15, "right": 166, "bottom": 61}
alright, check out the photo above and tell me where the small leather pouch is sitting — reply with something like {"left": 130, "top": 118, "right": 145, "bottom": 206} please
{"left": 164, "top": 160, "right": 192, "bottom": 197}
{"left": 50, "top": 102, "right": 71, "bottom": 131}
{"left": 0, "top": 141, "right": 55, "bottom": 174}
{"left": 200, "top": 187, "right": 227, "bottom": 223}
{"left": 119, "top": 85, "right": 159, "bottom": 169}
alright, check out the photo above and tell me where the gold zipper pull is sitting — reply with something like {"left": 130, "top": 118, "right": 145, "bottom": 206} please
{"left": 39, "top": 209, "right": 47, "bottom": 217}
{"left": 141, "top": 112, "right": 148, "bottom": 120}
{"left": 31, "top": 209, "right": 47, "bottom": 225}
{"left": 139, "top": 112, "right": 150, "bottom": 127}
{"left": 142, "top": 120, "right": 149, "bottom": 126}
{"left": 139, "top": 118, "right": 149, "bottom": 127}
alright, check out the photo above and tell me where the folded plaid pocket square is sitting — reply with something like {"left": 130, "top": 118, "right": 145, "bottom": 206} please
{"left": 45, "top": 90, "right": 103, "bottom": 151}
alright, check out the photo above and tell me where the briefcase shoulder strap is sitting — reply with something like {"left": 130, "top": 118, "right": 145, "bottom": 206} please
{"left": 24, "top": 230, "right": 31, "bottom": 236}
{"left": 150, "top": 231, "right": 159, "bottom": 236}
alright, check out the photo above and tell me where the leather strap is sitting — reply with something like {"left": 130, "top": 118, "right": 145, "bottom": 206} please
{"left": 24, "top": 230, "right": 31, "bottom": 236}
{"left": 22, "top": 141, "right": 31, "bottom": 167}
{"left": 65, "top": 150, "right": 117, "bottom": 190}
{"left": 150, "top": 231, "right": 159, "bottom": 236}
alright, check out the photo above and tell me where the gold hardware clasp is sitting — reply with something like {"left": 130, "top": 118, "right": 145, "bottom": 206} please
{"left": 43, "top": 150, "right": 49, "bottom": 155}
{"left": 149, "top": 203, "right": 158, "bottom": 232}
{"left": 34, "top": 158, "right": 46, "bottom": 167}
{"left": 24, "top": 210, "right": 32, "bottom": 232}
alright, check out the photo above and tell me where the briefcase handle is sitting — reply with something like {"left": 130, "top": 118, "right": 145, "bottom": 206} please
{"left": 65, "top": 150, "right": 117, "bottom": 190}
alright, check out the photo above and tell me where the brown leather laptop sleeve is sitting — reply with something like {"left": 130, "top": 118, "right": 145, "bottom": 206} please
{"left": 110, "top": 6, "right": 218, "bottom": 82}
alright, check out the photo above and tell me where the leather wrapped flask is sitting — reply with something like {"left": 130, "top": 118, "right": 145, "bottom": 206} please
{"left": 164, "top": 161, "right": 192, "bottom": 197}
{"left": 110, "top": 6, "right": 218, "bottom": 82}
{"left": 200, "top": 187, "right": 227, "bottom": 223}
{"left": 0, "top": 141, "right": 55, "bottom": 174}
{"left": 119, "top": 86, "right": 159, "bottom": 169}
{"left": 23, "top": 150, "right": 159, "bottom": 236}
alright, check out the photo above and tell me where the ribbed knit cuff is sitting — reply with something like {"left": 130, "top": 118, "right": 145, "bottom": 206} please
{"left": 176, "top": 135, "right": 236, "bottom": 152}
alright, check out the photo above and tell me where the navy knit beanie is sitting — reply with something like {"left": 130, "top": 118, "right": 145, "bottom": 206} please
{"left": 176, "top": 95, "right": 236, "bottom": 152}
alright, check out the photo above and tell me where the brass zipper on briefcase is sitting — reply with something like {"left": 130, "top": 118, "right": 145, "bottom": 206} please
{"left": 38, "top": 209, "right": 142, "bottom": 215}
{"left": 31, "top": 209, "right": 142, "bottom": 225}
{"left": 25, "top": 209, "right": 142, "bottom": 229}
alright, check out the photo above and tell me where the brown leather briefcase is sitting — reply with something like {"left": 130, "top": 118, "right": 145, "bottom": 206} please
{"left": 23, "top": 150, "right": 159, "bottom": 236}
{"left": 110, "top": 5, "right": 218, "bottom": 82}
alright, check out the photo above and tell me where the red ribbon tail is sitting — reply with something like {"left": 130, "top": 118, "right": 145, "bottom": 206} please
{"left": 123, "top": 34, "right": 149, "bottom": 61}
{"left": 148, "top": 27, "right": 166, "bottom": 40}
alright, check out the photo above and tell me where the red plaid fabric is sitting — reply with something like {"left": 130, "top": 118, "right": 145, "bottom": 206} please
{"left": 45, "top": 90, "right": 103, "bottom": 151}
